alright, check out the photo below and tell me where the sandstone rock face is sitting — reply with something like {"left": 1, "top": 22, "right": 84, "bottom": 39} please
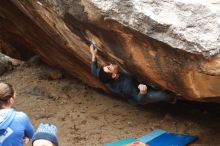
{"left": 90, "top": 0, "right": 220, "bottom": 57}
{"left": 0, "top": 0, "right": 220, "bottom": 101}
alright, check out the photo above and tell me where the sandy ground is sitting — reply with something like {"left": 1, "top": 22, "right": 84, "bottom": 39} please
{"left": 0, "top": 60, "right": 220, "bottom": 146}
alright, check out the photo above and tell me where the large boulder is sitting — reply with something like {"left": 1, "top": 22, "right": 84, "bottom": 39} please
{"left": 0, "top": 0, "right": 220, "bottom": 101}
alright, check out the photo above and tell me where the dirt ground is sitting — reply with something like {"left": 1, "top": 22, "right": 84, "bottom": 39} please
{"left": 0, "top": 60, "right": 220, "bottom": 146}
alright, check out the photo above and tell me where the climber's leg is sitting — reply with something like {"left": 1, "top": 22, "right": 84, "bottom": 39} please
{"left": 140, "top": 90, "right": 175, "bottom": 104}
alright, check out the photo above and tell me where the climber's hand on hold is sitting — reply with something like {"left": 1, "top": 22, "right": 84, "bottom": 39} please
{"left": 138, "top": 84, "right": 148, "bottom": 95}
{"left": 90, "top": 44, "right": 97, "bottom": 61}
{"left": 90, "top": 44, "right": 97, "bottom": 56}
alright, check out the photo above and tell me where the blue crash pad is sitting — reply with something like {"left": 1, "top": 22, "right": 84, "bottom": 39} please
{"left": 104, "top": 138, "right": 137, "bottom": 146}
{"left": 104, "top": 129, "right": 198, "bottom": 146}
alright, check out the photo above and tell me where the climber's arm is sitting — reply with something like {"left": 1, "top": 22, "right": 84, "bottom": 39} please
{"left": 136, "top": 84, "right": 148, "bottom": 102}
{"left": 90, "top": 44, "right": 99, "bottom": 76}
{"left": 129, "top": 84, "right": 148, "bottom": 104}
{"left": 90, "top": 44, "right": 97, "bottom": 62}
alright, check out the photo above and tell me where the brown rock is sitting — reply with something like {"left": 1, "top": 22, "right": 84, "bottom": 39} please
{"left": 0, "top": 0, "right": 219, "bottom": 101}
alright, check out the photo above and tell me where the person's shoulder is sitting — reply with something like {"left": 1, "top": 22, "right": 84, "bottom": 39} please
{"left": 119, "top": 71, "right": 132, "bottom": 78}
{"left": 15, "top": 111, "right": 29, "bottom": 120}
{"left": 119, "top": 71, "right": 126, "bottom": 75}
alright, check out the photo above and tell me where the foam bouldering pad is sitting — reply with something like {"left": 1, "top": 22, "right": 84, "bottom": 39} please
{"left": 137, "top": 129, "right": 167, "bottom": 143}
{"left": 104, "top": 138, "right": 137, "bottom": 146}
{"left": 104, "top": 129, "right": 198, "bottom": 146}
{"left": 146, "top": 132, "right": 197, "bottom": 146}
{"left": 137, "top": 129, "right": 198, "bottom": 146}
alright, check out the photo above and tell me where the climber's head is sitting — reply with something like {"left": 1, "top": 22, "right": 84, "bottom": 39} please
{"left": 103, "top": 64, "right": 119, "bottom": 74}
{"left": 98, "top": 64, "right": 119, "bottom": 83}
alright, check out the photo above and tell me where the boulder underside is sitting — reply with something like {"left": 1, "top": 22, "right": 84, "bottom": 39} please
{"left": 0, "top": 0, "right": 220, "bottom": 101}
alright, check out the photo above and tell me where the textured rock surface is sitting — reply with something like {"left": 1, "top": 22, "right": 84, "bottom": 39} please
{"left": 90, "top": 0, "right": 220, "bottom": 57}
{"left": 0, "top": 53, "right": 23, "bottom": 76}
{"left": 0, "top": 0, "right": 220, "bottom": 101}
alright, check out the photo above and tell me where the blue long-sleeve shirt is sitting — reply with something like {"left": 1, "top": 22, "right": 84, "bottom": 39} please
{"left": 0, "top": 109, "right": 34, "bottom": 146}
{"left": 91, "top": 61, "right": 173, "bottom": 104}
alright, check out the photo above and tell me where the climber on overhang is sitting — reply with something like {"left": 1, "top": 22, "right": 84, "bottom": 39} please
{"left": 89, "top": 44, "right": 177, "bottom": 105}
